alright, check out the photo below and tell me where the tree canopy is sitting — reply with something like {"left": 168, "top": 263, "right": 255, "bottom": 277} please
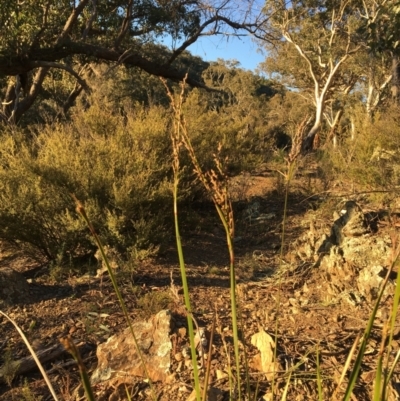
{"left": 2, "top": 0, "right": 400, "bottom": 150}
{"left": 0, "top": 0, "right": 267, "bottom": 123}
{"left": 258, "top": 0, "right": 400, "bottom": 149}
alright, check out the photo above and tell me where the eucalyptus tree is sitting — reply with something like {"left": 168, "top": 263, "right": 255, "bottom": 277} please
{"left": 358, "top": 0, "right": 400, "bottom": 114}
{"left": 0, "top": 0, "right": 266, "bottom": 123}
{"left": 259, "top": 0, "right": 400, "bottom": 150}
{"left": 260, "top": 0, "right": 366, "bottom": 150}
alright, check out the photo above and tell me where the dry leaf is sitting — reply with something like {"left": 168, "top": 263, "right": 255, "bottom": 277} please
{"left": 251, "top": 330, "right": 279, "bottom": 381}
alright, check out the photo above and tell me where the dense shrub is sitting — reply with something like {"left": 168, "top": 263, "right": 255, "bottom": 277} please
{"left": 0, "top": 104, "right": 174, "bottom": 260}
{"left": 320, "top": 105, "right": 400, "bottom": 191}
{"left": 182, "top": 89, "right": 272, "bottom": 175}
{"left": 0, "top": 64, "right": 286, "bottom": 262}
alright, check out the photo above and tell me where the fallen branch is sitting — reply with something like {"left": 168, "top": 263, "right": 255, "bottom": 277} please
{"left": 0, "top": 341, "right": 91, "bottom": 382}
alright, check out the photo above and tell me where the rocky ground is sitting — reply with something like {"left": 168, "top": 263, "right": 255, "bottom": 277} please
{"left": 1, "top": 172, "right": 400, "bottom": 401}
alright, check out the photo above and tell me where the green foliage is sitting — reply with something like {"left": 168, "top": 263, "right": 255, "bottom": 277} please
{"left": 180, "top": 62, "right": 289, "bottom": 175}
{"left": 20, "top": 51, "right": 209, "bottom": 125}
{"left": 0, "top": 0, "right": 254, "bottom": 123}
{"left": 259, "top": 0, "right": 400, "bottom": 147}
{"left": 1, "top": 345, "right": 19, "bottom": 387}
{"left": 0, "top": 56, "right": 289, "bottom": 263}
{"left": 21, "top": 378, "right": 42, "bottom": 401}
{"left": 0, "top": 102, "right": 174, "bottom": 260}
{"left": 202, "top": 59, "right": 282, "bottom": 110}
{"left": 0, "top": 0, "right": 200, "bottom": 57}
{"left": 320, "top": 104, "right": 400, "bottom": 192}
{"left": 136, "top": 289, "right": 174, "bottom": 317}
{"left": 360, "top": 1, "right": 400, "bottom": 54}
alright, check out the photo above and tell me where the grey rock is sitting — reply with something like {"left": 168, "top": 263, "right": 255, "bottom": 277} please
{"left": 331, "top": 201, "right": 368, "bottom": 245}
{"left": 91, "top": 309, "right": 173, "bottom": 385}
{"left": 0, "top": 267, "right": 29, "bottom": 306}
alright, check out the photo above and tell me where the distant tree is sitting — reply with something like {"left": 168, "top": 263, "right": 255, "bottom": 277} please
{"left": 259, "top": 0, "right": 363, "bottom": 150}
{"left": 178, "top": 60, "right": 288, "bottom": 174}
{"left": 201, "top": 59, "right": 281, "bottom": 112}
{"left": 257, "top": 0, "right": 400, "bottom": 151}
{"left": 358, "top": 0, "right": 400, "bottom": 114}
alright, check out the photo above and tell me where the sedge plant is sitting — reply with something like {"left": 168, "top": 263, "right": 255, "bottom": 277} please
{"left": 270, "top": 116, "right": 310, "bottom": 399}
{"left": 73, "top": 196, "right": 157, "bottom": 401}
{"left": 163, "top": 78, "right": 202, "bottom": 401}
{"left": 163, "top": 77, "right": 247, "bottom": 400}
{"left": 378, "top": 233, "right": 400, "bottom": 400}
{"left": 340, "top": 232, "right": 400, "bottom": 401}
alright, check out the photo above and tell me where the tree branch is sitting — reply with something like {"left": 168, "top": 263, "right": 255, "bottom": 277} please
{"left": 29, "top": 61, "right": 91, "bottom": 93}
{"left": 7, "top": 0, "right": 91, "bottom": 123}
{"left": 167, "top": 16, "right": 220, "bottom": 65}
{"left": 59, "top": 0, "right": 90, "bottom": 44}
{"left": 2, "top": 80, "right": 16, "bottom": 118}
{"left": 114, "top": 0, "right": 133, "bottom": 49}
{"left": 82, "top": 0, "right": 97, "bottom": 41}
{"left": 0, "top": 41, "right": 216, "bottom": 91}
{"left": 58, "top": 64, "right": 93, "bottom": 119}
{"left": 12, "top": 68, "right": 49, "bottom": 122}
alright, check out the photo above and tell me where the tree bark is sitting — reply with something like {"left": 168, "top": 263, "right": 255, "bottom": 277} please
{"left": 391, "top": 55, "right": 400, "bottom": 104}
{"left": 2, "top": 80, "right": 16, "bottom": 120}
{"left": 11, "top": 67, "right": 49, "bottom": 123}
{"left": 0, "top": 42, "right": 209, "bottom": 88}
{"left": 302, "top": 124, "right": 321, "bottom": 152}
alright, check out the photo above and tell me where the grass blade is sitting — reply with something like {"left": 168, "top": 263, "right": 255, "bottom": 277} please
{"left": 0, "top": 311, "right": 59, "bottom": 401}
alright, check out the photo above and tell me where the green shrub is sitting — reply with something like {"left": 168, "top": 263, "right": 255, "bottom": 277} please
{"left": 136, "top": 289, "right": 174, "bottom": 317}
{"left": 182, "top": 89, "right": 269, "bottom": 175}
{"left": 0, "top": 70, "right": 284, "bottom": 263}
{"left": 320, "top": 105, "right": 400, "bottom": 192}
{"left": 0, "top": 104, "right": 174, "bottom": 260}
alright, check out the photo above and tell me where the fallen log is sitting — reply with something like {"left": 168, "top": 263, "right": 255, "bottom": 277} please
{"left": 0, "top": 341, "right": 92, "bottom": 382}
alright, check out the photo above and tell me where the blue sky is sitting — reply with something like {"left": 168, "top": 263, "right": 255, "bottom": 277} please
{"left": 188, "top": 34, "right": 266, "bottom": 72}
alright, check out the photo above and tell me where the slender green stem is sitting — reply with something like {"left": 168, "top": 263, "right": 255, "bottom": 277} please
{"left": 215, "top": 204, "right": 242, "bottom": 400}
{"left": 383, "top": 251, "right": 400, "bottom": 390}
{"left": 271, "top": 162, "right": 295, "bottom": 399}
{"left": 343, "top": 245, "right": 400, "bottom": 401}
{"left": 74, "top": 198, "right": 157, "bottom": 401}
{"left": 386, "top": 349, "right": 400, "bottom": 386}
{"left": 173, "top": 177, "right": 202, "bottom": 401}
{"left": 373, "top": 354, "right": 383, "bottom": 401}
{"left": 60, "top": 337, "right": 95, "bottom": 401}
{"left": 202, "top": 316, "right": 216, "bottom": 401}
{"left": 165, "top": 77, "right": 202, "bottom": 401}
{"left": 316, "top": 344, "right": 323, "bottom": 401}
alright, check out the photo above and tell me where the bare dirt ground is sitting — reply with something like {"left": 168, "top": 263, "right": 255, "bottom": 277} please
{"left": 1, "top": 171, "right": 400, "bottom": 401}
